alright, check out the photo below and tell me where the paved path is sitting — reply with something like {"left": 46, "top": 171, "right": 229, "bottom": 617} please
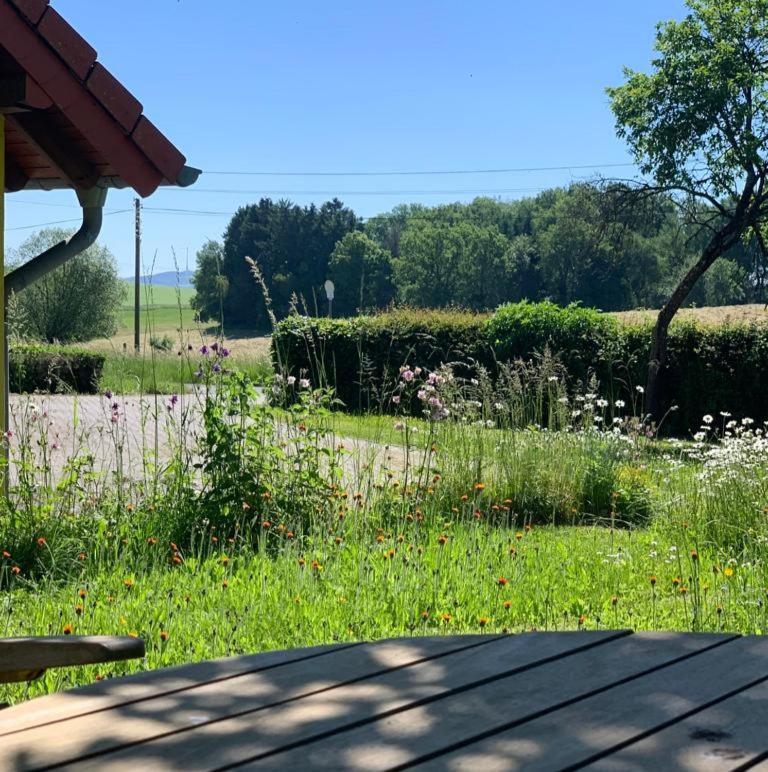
{"left": 7, "top": 394, "right": 407, "bottom": 486}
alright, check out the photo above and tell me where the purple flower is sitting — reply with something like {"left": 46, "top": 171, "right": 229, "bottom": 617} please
{"left": 111, "top": 402, "right": 119, "bottom": 412}
{"left": 194, "top": 369, "right": 203, "bottom": 379}
{"left": 220, "top": 347, "right": 230, "bottom": 358}
{"left": 104, "top": 390, "right": 113, "bottom": 400}
{"left": 211, "top": 342, "right": 219, "bottom": 353}
{"left": 200, "top": 345, "right": 209, "bottom": 356}
{"left": 213, "top": 363, "right": 221, "bottom": 373}
{"left": 417, "top": 389, "right": 427, "bottom": 401}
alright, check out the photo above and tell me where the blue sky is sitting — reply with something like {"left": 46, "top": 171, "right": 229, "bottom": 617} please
{"left": 5, "top": 0, "right": 688, "bottom": 276}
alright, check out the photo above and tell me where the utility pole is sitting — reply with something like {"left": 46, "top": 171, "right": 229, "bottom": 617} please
{"left": 134, "top": 197, "right": 141, "bottom": 352}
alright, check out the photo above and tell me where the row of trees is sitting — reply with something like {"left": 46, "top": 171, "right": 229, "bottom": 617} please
{"left": 191, "top": 184, "right": 767, "bottom": 328}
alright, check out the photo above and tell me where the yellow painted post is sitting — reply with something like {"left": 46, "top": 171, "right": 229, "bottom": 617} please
{"left": 0, "top": 113, "right": 6, "bottom": 489}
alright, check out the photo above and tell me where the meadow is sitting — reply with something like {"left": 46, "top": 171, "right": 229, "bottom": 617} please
{"left": 2, "top": 349, "right": 768, "bottom": 706}
{"left": 85, "top": 281, "right": 272, "bottom": 393}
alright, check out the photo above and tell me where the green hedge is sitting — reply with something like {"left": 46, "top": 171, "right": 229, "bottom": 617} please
{"left": 272, "top": 303, "right": 768, "bottom": 432}
{"left": 9, "top": 345, "right": 105, "bottom": 394}
{"left": 272, "top": 309, "right": 490, "bottom": 411}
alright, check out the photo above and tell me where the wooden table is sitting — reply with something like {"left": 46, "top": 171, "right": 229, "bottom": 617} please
{"left": 2, "top": 630, "right": 768, "bottom": 770}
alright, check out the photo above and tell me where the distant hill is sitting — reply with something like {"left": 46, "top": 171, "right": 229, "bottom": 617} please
{"left": 121, "top": 270, "right": 194, "bottom": 288}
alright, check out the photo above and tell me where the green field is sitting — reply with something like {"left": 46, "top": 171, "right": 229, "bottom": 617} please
{"left": 116, "top": 281, "right": 196, "bottom": 334}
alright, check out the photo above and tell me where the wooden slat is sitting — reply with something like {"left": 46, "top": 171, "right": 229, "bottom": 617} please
{"left": 0, "top": 636, "right": 145, "bottom": 684}
{"left": 414, "top": 634, "right": 768, "bottom": 771}
{"left": 0, "top": 634, "right": 506, "bottom": 767}
{"left": 584, "top": 678, "right": 768, "bottom": 771}
{"left": 0, "top": 632, "right": 622, "bottom": 770}
{"left": 43, "top": 632, "right": 629, "bottom": 771}
{"left": 0, "top": 642, "right": 351, "bottom": 736}
{"left": 234, "top": 632, "right": 736, "bottom": 771}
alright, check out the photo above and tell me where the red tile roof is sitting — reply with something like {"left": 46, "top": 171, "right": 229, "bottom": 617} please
{"left": 1, "top": 0, "right": 199, "bottom": 196}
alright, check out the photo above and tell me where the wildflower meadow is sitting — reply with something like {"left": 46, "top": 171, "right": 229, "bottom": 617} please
{"left": 2, "top": 337, "right": 768, "bottom": 707}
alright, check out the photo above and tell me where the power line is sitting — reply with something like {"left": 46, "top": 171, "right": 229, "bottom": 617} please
{"left": 5, "top": 209, "right": 132, "bottom": 232}
{"left": 167, "top": 186, "right": 550, "bottom": 196}
{"left": 202, "top": 162, "right": 638, "bottom": 177}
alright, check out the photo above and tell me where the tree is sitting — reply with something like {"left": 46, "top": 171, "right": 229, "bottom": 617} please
{"left": 608, "top": 0, "right": 768, "bottom": 417}
{"left": 327, "top": 232, "right": 394, "bottom": 315}
{"left": 394, "top": 221, "right": 511, "bottom": 309}
{"left": 191, "top": 240, "right": 228, "bottom": 323}
{"left": 218, "top": 198, "right": 360, "bottom": 328}
{"left": 7, "top": 228, "right": 125, "bottom": 343}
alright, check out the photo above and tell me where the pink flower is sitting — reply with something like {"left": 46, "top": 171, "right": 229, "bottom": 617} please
{"left": 401, "top": 369, "right": 415, "bottom": 382}
{"left": 392, "top": 395, "right": 401, "bottom": 404}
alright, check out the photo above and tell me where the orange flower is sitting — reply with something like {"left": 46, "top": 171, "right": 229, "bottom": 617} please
{"left": 262, "top": 521, "right": 271, "bottom": 529}
{"left": 672, "top": 577, "right": 681, "bottom": 586}
{"left": 147, "top": 537, "right": 158, "bottom": 545}
{"left": 36, "top": 537, "right": 46, "bottom": 547}
{"left": 503, "top": 600, "right": 512, "bottom": 610}
{"left": 376, "top": 534, "right": 385, "bottom": 543}
{"left": 649, "top": 575, "right": 657, "bottom": 586}
{"left": 611, "top": 596, "right": 618, "bottom": 606}
{"left": 160, "top": 631, "right": 169, "bottom": 642}
{"left": 420, "top": 610, "right": 429, "bottom": 619}
{"left": 75, "top": 604, "right": 83, "bottom": 616}
{"left": 2, "top": 550, "right": 10, "bottom": 558}
{"left": 497, "top": 576, "right": 508, "bottom": 587}
{"left": 437, "top": 534, "right": 448, "bottom": 545}
{"left": 311, "top": 560, "right": 323, "bottom": 572}
{"left": 578, "top": 615, "right": 586, "bottom": 627}
{"left": 441, "top": 613, "right": 452, "bottom": 623}
{"left": 474, "top": 483, "right": 485, "bottom": 491}
{"left": 77, "top": 552, "right": 86, "bottom": 560}
{"left": 286, "top": 531, "right": 295, "bottom": 539}
{"left": 460, "top": 495, "right": 469, "bottom": 502}
{"left": 79, "top": 588, "right": 87, "bottom": 599}
{"left": 172, "top": 555, "right": 182, "bottom": 565}
{"left": 11, "top": 566, "right": 21, "bottom": 575}
{"left": 63, "top": 624, "right": 73, "bottom": 635}
{"left": 222, "top": 580, "right": 229, "bottom": 588}
{"left": 220, "top": 556, "right": 230, "bottom": 566}
{"left": 724, "top": 567, "right": 734, "bottom": 577}
{"left": 261, "top": 491, "right": 271, "bottom": 500}
{"left": 478, "top": 617, "right": 489, "bottom": 627}
{"left": 123, "top": 578, "right": 134, "bottom": 588}
{"left": 690, "top": 549, "right": 699, "bottom": 561}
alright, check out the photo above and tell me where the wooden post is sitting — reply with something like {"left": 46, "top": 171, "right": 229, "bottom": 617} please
{"left": 134, "top": 197, "right": 140, "bottom": 352}
{"left": 0, "top": 113, "right": 7, "bottom": 492}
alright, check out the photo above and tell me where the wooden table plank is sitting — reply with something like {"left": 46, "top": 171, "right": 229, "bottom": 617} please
{"left": 414, "top": 634, "right": 768, "bottom": 772}
{"left": 0, "top": 642, "right": 350, "bottom": 736}
{"left": 585, "top": 678, "right": 768, "bottom": 771}
{"left": 21, "top": 631, "right": 626, "bottom": 771}
{"left": 237, "top": 632, "right": 735, "bottom": 771}
{"left": 0, "top": 636, "right": 145, "bottom": 683}
{"left": 0, "top": 634, "right": 508, "bottom": 769}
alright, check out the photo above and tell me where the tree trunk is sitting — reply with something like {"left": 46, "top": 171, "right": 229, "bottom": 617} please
{"left": 645, "top": 230, "right": 734, "bottom": 420}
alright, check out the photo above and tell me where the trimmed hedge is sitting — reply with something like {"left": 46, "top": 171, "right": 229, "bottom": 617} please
{"left": 273, "top": 303, "right": 768, "bottom": 433}
{"left": 272, "top": 309, "right": 490, "bottom": 411}
{"left": 9, "top": 345, "right": 105, "bottom": 394}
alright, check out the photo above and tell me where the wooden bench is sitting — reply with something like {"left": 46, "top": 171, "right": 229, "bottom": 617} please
{"left": 0, "top": 636, "right": 145, "bottom": 684}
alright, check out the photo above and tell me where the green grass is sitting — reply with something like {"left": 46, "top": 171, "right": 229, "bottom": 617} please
{"left": 98, "top": 350, "right": 272, "bottom": 394}
{"left": 1, "top": 518, "right": 760, "bottom": 705}
{"left": 116, "top": 281, "right": 196, "bottom": 336}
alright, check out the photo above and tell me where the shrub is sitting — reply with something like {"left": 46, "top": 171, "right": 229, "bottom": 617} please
{"left": 9, "top": 345, "right": 106, "bottom": 394}
{"left": 272, "top": 308, "right": 491, "bottom": 411}
{"left": 487, "top": 301, "right": 621, "bottom": 385}
{"left": 273, "top": 302, "right": 768, "bottom": 432}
